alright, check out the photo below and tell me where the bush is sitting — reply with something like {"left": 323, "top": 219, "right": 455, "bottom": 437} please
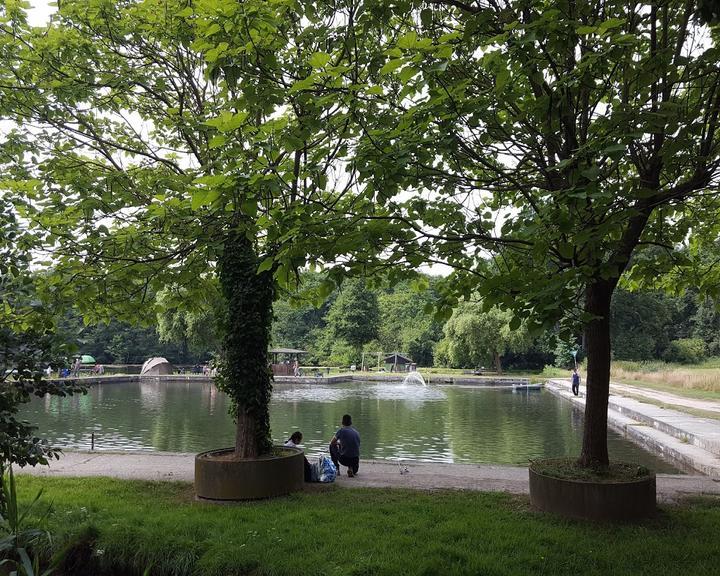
{"left": 553, "top": 340, "right": 584, "bottom": 368}
{"left": 663, "top": 338, "right": 707, "bottom": 364}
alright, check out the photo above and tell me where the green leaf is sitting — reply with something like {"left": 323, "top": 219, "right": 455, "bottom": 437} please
{"left": 380, "top": 59, "right": 404, "bottom": 75}
{"left": 397, "top": 32, "right": 418, "bottom": 50}
{"left": 191, "top": 190, "right": 221, "bottom": 210}
{"left": 208, "top": 135, "right": 227, "bottom": 149}
{"left": 204, "top": 23, "right": 222, "bottom": 37}
{"left": 241, "top": 200, "right": 258, "bottom": 218}
{"left": 399, "top": 66, "right": 417, "bottom": 83}
{"left": 309, "top": 52, "right": 332, "bottom": 68}
{"left": 257, "top": 257, "right": 274, "bottom": 273}
{"left": 599, "top": 18, "right": 625, "bottom": 31}
{"left": 289, "top": 76, "right": 316, "bottom": 93}
{"left": 204, "top": 111, "right": 248, "bottom": 133}
{"left": 495, "top": 68, "right": 510, "bottom": 92}
{"left": 581, "top": 165, "right": 600, "bottom": 181}
{"left": 576, "top": 26, "right": 598, "bottom": 35}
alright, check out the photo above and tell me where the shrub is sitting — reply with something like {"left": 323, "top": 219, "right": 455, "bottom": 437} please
{"left": 663, "top": 338, "right": 707, "bottom": 364}
{"left": 553, "top": 340, "right": 584, "bottom": 368}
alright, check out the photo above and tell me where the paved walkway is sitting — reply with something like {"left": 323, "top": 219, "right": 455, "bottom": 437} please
{"left": 547, "top": 379, "right": 720, "bottom": 478}
{"left": 608, "top": 381, "right": 720, "bottom": 414}
{"left": 16, "top": 450, "right": 720, "bottom": 503}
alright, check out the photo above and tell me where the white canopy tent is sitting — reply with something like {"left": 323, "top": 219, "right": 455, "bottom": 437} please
{"left": 140, "top": 357, "right": 175, "bottom": 376}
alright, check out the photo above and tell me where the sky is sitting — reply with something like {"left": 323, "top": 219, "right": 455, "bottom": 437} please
{"left": 27, "top": 0, "right": 54, "bottom": 26}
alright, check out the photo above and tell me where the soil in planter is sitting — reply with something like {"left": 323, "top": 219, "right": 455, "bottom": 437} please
{"left": 201, "top": 446, "right": 297, "bottom": 462}
{"left": 530, "top": 457, "right": 652, "bottom": 483}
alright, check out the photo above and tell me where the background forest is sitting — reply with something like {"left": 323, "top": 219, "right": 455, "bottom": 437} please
{"left": 58, "top": 272, "right": 720, "bottom": 371}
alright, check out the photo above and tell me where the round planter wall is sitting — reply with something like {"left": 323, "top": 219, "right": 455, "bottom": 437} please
{"left": 195, "top": 446, "right": 304, "bottom": 501}
{"left": 529, "top": 466, "right": 656, "bottom": 522}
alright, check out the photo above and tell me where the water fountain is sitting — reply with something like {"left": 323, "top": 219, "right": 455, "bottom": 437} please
{"left": 402, "top": 371, "right": 427, "bottom": 387}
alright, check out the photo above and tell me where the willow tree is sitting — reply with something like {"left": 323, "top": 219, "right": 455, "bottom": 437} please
{"left": 349, "top": 0, "right": 720, "bottom": 466}
{"left": 0, "top": 0, "right": 388, "bottom": 458}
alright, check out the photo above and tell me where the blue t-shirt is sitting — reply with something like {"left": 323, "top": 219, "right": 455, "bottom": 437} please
{"left": 335, "top": 426, "right": 360, "bottom": 458}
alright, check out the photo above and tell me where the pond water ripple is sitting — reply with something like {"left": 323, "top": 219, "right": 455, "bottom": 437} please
{"left": 19, "top": 379, "right": 682, "bottom": 473}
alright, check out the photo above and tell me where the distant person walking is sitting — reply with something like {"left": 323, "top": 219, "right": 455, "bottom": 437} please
{"left": 571, "top": 367, "right": 581, "bottom": 396}
{"left": 329, "top": 414, "right": 360, "bottom": 477}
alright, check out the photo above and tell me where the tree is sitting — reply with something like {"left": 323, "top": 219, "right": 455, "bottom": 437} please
{"left": 691, "top": 298, "right": 720, "bottom": 354}
{"left": 271, "top": 272, "right": 335, "bottom": 352}
{"left": 0, "top": 199, "right": 84, "bottom": 514}
{"left": 0, "top": 0, "right": 378, "bottom": 458}
{"left": 435, "top": 301, "right": 530, "bottom": 372}
{"left": 156, "top": 285, "right": 222, "bottom": 361}
{"left": 378, "top": 278, "right": 445, "bottom": 366}
{"left": 323, "top": 278, "right": 380, "bottom": 361}
{"left": 351, "top": 0, "right": 720, "bottom": 466}
{"left": 610, "top": 289, "right": 674, "bottom": 360}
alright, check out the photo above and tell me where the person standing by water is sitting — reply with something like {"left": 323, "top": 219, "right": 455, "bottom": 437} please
{"left": 329, "top": 414, "right": 360, "bottom": 477}
{"left": 571, "top": 367, "right": 581, "bottom": 396}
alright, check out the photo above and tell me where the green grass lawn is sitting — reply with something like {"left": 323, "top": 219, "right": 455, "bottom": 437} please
{"left": 12, "top": 477, "right": 720, "bottom": 576}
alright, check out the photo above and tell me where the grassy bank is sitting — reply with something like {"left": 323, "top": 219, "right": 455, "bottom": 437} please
{"left": 610, "top": 359, "right": 720, "bottom": 400}
{"left": 12, "top": 477, "right": 720, "bottom": 576}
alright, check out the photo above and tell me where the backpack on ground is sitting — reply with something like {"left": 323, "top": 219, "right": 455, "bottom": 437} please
{"left": 318, "top": 455, "right": 336, "bottom": 483}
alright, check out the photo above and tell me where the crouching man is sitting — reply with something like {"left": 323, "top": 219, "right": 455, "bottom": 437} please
{"left": 329, "top": 414, "right": 360, "bottom": 477}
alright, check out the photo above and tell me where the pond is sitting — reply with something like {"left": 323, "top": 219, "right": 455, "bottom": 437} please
{"left": 19, "top": 379, "right": 682, "bottom": 472}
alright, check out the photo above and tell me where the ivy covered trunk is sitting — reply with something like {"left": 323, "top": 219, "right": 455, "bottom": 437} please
{"left": 579, "top": 280, "right": 613, "bottom": 467}
{"left": 217, "top": 231, "right": 274, "bottom": 459}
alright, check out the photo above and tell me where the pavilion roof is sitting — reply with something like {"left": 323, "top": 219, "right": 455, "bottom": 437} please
{"left": 269, "top": 348, "right": 307, "bottom": 355}
{"left": 383, "top": 352, "right": 413, "bottom": 364}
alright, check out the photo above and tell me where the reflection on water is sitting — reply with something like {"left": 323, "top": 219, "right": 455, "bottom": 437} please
{"left": 18, "top": 380, "right": 681, "bottom": 472}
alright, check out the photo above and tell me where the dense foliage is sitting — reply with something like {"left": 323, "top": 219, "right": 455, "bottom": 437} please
{"left": 0, "top": 201, "right": 84, "bottom": 514}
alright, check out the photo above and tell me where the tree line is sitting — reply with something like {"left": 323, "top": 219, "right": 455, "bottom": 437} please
{"left": 60, "top": 274, "right": 720, "bottom": 372}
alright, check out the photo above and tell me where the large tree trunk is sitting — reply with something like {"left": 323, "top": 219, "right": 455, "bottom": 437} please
{"left": 218, "top": 231, "right": 274, "bottom": 460}
{"left": 235, "top": 410, "right": 259, "bottom": 459}
{"left": 493, "top": 350, "right": 503, "bottom": 374}
{"left": 579, "top": 280, "right": 614, "bottom": 467}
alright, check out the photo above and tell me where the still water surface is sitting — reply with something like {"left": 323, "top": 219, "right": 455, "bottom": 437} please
{"left": 20, "top": 379, "right": 681, "bottom": 472}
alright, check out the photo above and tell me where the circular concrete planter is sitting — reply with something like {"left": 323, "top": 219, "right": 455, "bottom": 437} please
{"left": 529, "top": 463, "right": 656, "bottom": 522}
{"left": 195, "top": 445, "right": 304, "bottom": 501}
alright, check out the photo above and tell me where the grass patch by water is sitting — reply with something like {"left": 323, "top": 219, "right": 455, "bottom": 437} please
{"left": 11, "top": 476, "right": 720, "bottom": 576}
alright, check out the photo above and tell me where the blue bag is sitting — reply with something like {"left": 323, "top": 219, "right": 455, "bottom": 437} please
{"left": 318, "top": 455, "right": 336, "bottom": 483}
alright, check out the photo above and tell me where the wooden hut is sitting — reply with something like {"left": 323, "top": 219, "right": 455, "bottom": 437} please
{"left": 383, "top": 352, "right": 413, "bottom": 373}
{"left": 270, "top": 348, "right": 307, "bottom": 376}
